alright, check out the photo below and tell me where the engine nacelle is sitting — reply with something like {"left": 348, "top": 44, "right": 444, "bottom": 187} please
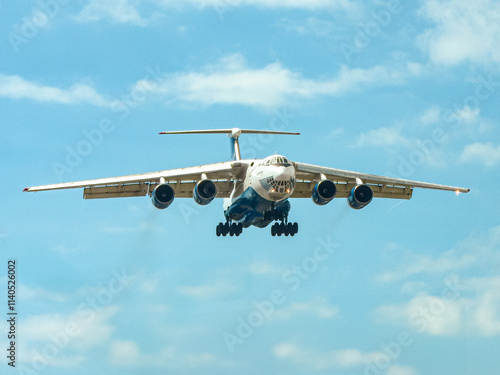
{"left": 311, "top": 180, "right": 337, "bottom": 205}
{"left": 151, "top": 183, "right": 175, "bottom": 209}
{"left": 347, "top": 184, "right": 373, "bottom": 209}
{"left": 193, "top": 179, "right": 217, "bottom": 205}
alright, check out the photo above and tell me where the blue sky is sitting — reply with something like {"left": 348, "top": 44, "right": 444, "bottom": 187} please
{"left": 1, "top": 0, "right": 500, "bottom": 374}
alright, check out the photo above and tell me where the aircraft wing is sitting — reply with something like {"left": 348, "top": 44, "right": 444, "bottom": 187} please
{"left": 292, "top": 162, "right": 470, "bottom": 200}
{"left": 23, "top": 161, "right": 247, "bottom": 199}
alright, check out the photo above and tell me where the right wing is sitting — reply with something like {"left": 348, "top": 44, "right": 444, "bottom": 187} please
{"left": 23, "top": 161, "right": 248, "bottom": 199}
{"left": 292, "top": 161, "right": 470, "bottom": 200}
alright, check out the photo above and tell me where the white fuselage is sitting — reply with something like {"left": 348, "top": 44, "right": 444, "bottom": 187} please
{"left": 223, "top": 155, "right": 296, "bottom": 210}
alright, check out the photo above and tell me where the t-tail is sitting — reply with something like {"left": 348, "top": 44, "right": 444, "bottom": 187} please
{"left": 159, "top": 128, "right": 300, "bottom": 160}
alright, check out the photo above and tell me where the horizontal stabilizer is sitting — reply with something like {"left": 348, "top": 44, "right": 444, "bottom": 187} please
{"left": 159, "top": 127, "right": 300, "bottom": 138}
{"left": 159, "top": 127, "right": 300, "bottom": 160}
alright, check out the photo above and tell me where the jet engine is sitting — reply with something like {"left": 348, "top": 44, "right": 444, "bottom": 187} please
{"left": 347, "top": 184, "right": 373, "bottom": 209}
{"left": 311, "top": 180, "right": 337, "bottom": 205}
{"left": 151, "top": 183, "right": 175, "bottom": 209}
{"left": 193, "top": 179, "right": 217, "bottom": 205}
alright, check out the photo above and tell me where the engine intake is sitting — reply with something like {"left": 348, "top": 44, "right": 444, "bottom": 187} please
{"left": 152, "top": 183, "right": 175, "bottom": 209}
{"left": 347, "top": 184, "right": 373, "bottom": 209}
{"left": 312, "top": 180, "right": 337, "bottom": 205}
{"left": 193, "top": 179, "right": 217, "bottom": 205}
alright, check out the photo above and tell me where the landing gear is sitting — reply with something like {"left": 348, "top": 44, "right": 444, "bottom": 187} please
{"left": 271, "top": 221, "right": 298, "bottom": 236}
{"left": 216, "top": 222, "right": 243, "bottom": 237}
{"left": 263, "top": 210, "right": 286, "bottom": 222}
{"left": 264, "top": 207, "right": 298, "bottom": 236}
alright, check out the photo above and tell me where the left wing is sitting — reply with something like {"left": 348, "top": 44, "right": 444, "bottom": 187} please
{"left": 292, "top": 162, "right": 470, "bottom": 200}
{"left": 23, "top": 161, "right": 247, "bottom": 199}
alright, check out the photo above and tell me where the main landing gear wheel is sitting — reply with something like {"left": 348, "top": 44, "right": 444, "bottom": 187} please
{"left": 216, "top": 222, "right": 243, "bottom": 237}
{"left": 271, "top": 222, "right": 298, "bottom": 237}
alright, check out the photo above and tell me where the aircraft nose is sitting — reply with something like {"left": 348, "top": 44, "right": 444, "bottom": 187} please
{"left": 270, "top": 166, "right": 295, "bottom": 194}
{"left": 273, "top": 166, "right": 291, "bottom": 180}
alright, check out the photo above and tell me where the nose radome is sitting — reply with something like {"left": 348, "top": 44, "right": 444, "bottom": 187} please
{"left": 273, "top": 166, "right": 291, "bottom": 179}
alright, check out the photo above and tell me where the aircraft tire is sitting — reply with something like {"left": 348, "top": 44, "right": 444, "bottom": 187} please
{"left": 279, "top": 222, "right": 286, "bottom": 236}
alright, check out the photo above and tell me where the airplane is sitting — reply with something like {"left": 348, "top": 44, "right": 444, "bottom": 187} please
{"left": 24, "top": 128, "right": 470, "bottom": 237}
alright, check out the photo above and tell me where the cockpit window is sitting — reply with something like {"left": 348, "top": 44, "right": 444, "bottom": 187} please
{"left": 265, "top": 156, "right": 290, "bottom": 166}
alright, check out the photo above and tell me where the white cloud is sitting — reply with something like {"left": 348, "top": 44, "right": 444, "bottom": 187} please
{"left": 378, "top": 225, "right": 500, "bottom": 283}
{"left": 273, "top": 342, "right": 385, "bottom": 370}
{"left": 0, "top": 74, "right": 117, "bottom": 107}
{"left": 19, "top": 284, "right": 67, "bottom": 302}
{"left": 276, "top": 17, "right": 337, "bottom": 36}
{"left": 465, "top": 276, "right": 500, "bottom": 336}
{"left": 107, "top": 340, "right": 219, "bottom": 368}
{"left": 17, "top": 306, "right": 118, "bottom": 367}
{"left": 419, "top": 106, "right": 441, "bottom": 125}
{"left": 247, "top": 261, "right": 282, "bottom": 275}
{"left": 177, "top": 279, "right": 237, "bottom": 298}
{"left": 446, "top": 106, "right": 492, "bottom": 137}
{"left": 406, "top": 61, "right": 425, "bottom": 76}
{"left": 450, "top": 106, "right": 481, "bottom": 124}
{"left": 377, "top": 247, "right": 474, "bottom": 283}
{"left": 350, "top": 105, "right": 491, "bottom": 169}
{"left": 354, "top": 127, "right": 411, "bottom": 148}
{"left": 272, "top": 297, "right": 339, "bottom": 321}
{"left": 76, "top": 0, "right": 359, "bottom": 25}
{"left": 22, "top": 306, "right": 118, "bottom": 348}
{"left": 109, "top": 340, "right": 141, "bottom": 365}
{"left": 376, "top": 293, "right": 464, "bottom": 336}
{"left": 418, "top": 0, "right": 500, "bottom": 65}
{"left": 133, "top": 53, "right": 411, "bottom": 109}
{"left": 460, "top": 142, "right": 500, "bottom": 167}
{"left": 332, "top": 348, "right": 380, "bottom": 367}
{"left": 76, "top": 0, "right": 156, "bottom": 26}
{"left": 377, "top": 275, "right": 500, "bottom": 337}
{"left": 375, "top": 226, "right": 500, "bottom": 337}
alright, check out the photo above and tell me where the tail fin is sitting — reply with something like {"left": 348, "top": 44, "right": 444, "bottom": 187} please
{"left": 159, "top": 128, "right": 300, "bottom": 161}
